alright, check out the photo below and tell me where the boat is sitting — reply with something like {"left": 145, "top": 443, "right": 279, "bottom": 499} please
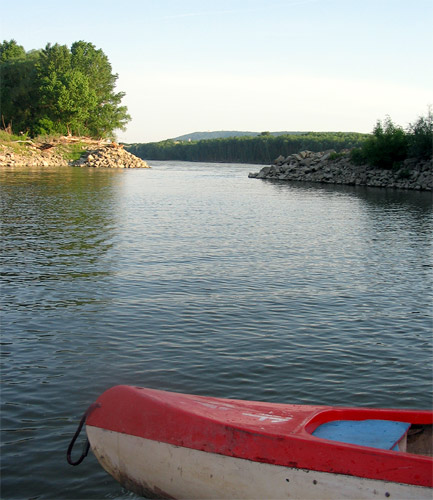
{"left": 68, "top": 385, "right": 433, "bottom": 499}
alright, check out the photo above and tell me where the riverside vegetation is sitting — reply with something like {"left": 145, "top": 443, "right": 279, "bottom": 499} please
{"left": 0, "top": 39, "right": 148, "bottom": 168}
{"left": 0, "top": 39, "right": 130, "bottom": 138}
{"left": 127, "top": 114, "right": 432, "bottom": 190}
{"left": 127, "top": 131, "right": 370, "bottom": 164}
{"left": 1, "top": 39, "right": 430, "bottom": 183}
{"left": 249, "top": 114, "right": 432, "bottom": 191}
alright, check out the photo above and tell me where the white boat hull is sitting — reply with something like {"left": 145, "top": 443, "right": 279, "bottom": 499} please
{"left": 87, "top": 425, "right": 431, "bottom": 499}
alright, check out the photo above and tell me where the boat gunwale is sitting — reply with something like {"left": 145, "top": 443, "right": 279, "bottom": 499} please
{"left": 86, "top": 385, "right": 433, "bottom": 488}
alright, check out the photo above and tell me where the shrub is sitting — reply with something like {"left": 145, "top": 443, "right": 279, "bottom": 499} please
{"left": 407, "top": 110, "right": 433, "bottom": 160}
{"left": 362, "top": 117, "right": 408, "bottom": 169}
{"left": 350, "top": 147, "right": 367, "bottom": 165}
{"left": 328, "top": 151, "right": 346, "bottom": 161}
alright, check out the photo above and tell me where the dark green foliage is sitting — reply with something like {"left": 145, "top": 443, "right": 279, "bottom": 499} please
{"left": 0, "top": 39, "right": 130, "bottom": 138}
{"left": 127, "top": 132, "right": 369, "bottom": 164}
{"left": 407, "top": 111, "right": 433, "bottom": 160}
{"left": 360, "top": 117, "right": 408, "bottom": 169}
{"left": 350, "top": 113, "right": 432, "bottom": 169}
{"left": 0, "top": 49, "right": 40, "bottom": 132}
{"left": 350, "top": 147, "right": 367, "bottom": 165}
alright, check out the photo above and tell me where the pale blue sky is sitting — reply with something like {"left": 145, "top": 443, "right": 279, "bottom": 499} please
{"left": 2, "top": 0, "right": 432, "bottom": 142}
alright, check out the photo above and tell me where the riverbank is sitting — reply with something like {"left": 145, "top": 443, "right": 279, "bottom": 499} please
{"left": 248, "top": 150, "right": 432, "bottom": 191}
{"left": 0, "top": 135, "right": 150, "bottom": 169}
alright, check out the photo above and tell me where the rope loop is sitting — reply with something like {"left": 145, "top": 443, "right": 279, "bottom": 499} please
{"left": 67, "top": 402, "right": 101, "bottom": 466}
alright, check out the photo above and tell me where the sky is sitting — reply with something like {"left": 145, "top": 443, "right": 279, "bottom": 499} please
{"left": 1, "top": 0, "right": 432, "bottom": 143}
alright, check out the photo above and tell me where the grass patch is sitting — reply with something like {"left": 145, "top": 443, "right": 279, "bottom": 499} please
{"left": 0, "top": 130, "right": 33, "bottom": 155}
{"left": 0, "top": 130, "right": 90, "bottom": 161}
{"left": 56, "top": 142, "right": 88, "bottom": 161}
{"left": 329, "top": 151, "right": 346, "bottom": 161}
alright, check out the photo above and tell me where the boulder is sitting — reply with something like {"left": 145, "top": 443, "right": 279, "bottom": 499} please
{"left": 74, "top": 146, "right": 150, "bottom": 168}
{"left": 250, "top": 152, "right": 432, "bottom": 191}
{"left": 274, "top": 155, "right": 286, "bottom": 165}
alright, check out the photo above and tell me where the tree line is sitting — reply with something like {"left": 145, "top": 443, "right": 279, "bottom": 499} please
{"left": 0, "top": 39, "right": 130, "bottom": 138}
{"left": 126, "top": 132, "right": 370, "bottom": 164}
{"left": 128, "top": 113, "right": 432, "bottom": 167}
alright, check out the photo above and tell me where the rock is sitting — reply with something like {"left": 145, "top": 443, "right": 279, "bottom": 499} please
{"left": 299, "top": 150, "right": 313, "bottom": 159}
{"left": 256, "top": 166, "right": 272, "bottom": 179}
{"left": 250, "top": 152, "right": 432, "bottom": 191}
{"left": 0, "top": 141, "right": 150, "bottom": 169}
{"left": 319, "top": 150, "right": 336, "bottom": 162}
{"left": 74, "top": 146, "right": 150, "bottom": 169}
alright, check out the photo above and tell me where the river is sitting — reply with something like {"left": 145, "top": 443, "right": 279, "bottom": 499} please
{"left": 1, "top": 161, "right": 432, "bottom": 499}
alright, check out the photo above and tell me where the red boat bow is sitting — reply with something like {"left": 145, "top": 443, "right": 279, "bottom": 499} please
{"left": 86, "top": 385, "right": 433, "bottom": 488}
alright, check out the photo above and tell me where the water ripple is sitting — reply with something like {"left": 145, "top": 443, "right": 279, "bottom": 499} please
{"left": 0, "top": 163, "right": 432, "bottom": 499}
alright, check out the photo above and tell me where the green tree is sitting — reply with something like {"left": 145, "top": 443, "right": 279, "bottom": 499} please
{"left": 0, "top": 41, "right": 39, "bottom": 132}
{"left": 1, "top": 39, "right": 130, "bottom": 138}
{"left": 70, "top": 41, "right": 130, "bottom": 137}
{"left": 35, "top": 43, "right": 97, "bottom": 135}
{"left": 0, "top": 39, "right": 26, "bottom": 62}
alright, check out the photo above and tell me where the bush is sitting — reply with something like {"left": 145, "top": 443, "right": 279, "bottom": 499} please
{"left": 362, "top": 117, "right": 408, "bottom": 169}
{"left": 328, "top": 151, "right": 346, "bottom": 160}
{"left": 350, "top": 147, "right": 367, "bottom": 165}
{"left": 351, "top": 112, "right": 432, "bottom": 170}
{"left": 407, "top": 111, "right": 433, "bottom": 160}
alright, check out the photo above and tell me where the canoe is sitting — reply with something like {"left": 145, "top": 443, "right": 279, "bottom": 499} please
{"left": 82, "top": 385, "right": 432, "bottom": 499}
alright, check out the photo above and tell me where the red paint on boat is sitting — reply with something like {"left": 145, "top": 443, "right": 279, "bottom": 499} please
{"left": 86, "top": 385, "right": 433, "bottom": 487}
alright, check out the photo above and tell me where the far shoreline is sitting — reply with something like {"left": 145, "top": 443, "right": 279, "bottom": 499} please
{"left": 1, "top": 135, "right": 431, "bottom": 192}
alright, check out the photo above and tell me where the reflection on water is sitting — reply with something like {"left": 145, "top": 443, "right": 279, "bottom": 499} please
{"left": 1, "top": 163, "right": 432, "bottom": 499}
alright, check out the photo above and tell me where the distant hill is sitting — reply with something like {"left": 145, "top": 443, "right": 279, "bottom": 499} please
{"left": 171, "top": 131, "right": 306, "bottom": 141}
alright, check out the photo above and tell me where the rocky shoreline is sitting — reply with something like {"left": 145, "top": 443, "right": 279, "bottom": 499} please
{"left": 73, "top": 144, "right": 149, "bottom": 168}
{"left": 0, "top": 138, "right": 150, "bottom": 169}
{"left": 249, "top": 150, "right": 432, "bottom": 191}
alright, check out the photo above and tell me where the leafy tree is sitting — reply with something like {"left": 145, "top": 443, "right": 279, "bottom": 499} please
{"left": 0, "top": 39, "right": 26, "bottom": 62}
{"left": 70, "top": 41, "right": 130, "bottom": 136}
{"left": 35, "top": 43, "right": 97, "bottom": 135}
{"left": 0, "top": 41, "right": 39, "bottom": 131}
{"left": 0, "top": 39, "right": 130, "bottom": 138}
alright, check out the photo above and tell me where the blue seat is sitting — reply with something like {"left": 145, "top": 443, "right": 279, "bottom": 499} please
{"left": 312, "top": 419, "right": 411, "bottom": 450}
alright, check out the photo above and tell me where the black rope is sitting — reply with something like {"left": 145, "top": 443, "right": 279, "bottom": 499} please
{"left": 67, "top": 402, "right": 101, "bottom": 466}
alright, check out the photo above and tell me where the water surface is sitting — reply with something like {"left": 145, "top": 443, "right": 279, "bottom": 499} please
{"left": 1, "top": 162, "right": 432, "bottom": 499}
